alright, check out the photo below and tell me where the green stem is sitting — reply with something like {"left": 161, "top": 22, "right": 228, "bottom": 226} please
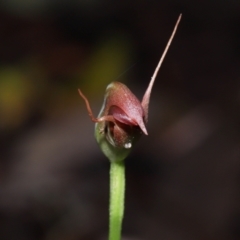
{"left": 109, "top": 161, "right": 125, "bottom": 240}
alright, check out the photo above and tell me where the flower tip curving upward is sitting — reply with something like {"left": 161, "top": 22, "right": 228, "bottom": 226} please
{"left": 78, "top": 14, "right": 181, "bottom": 162}
{"left": 141, "top": 14, "right": 182, "bottom": 122}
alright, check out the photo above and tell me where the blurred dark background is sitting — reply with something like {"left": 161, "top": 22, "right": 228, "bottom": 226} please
{"left": 0, "top": 1, "right": 240, "bottom": 239}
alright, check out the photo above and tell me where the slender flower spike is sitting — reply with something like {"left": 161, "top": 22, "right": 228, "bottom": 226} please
{"left": 78, "top": 14, "right": 181, "bottom": 162}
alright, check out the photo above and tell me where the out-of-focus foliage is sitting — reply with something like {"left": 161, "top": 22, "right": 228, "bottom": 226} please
{"left": 0, "top": 67, "right": 35, "bottom": 129}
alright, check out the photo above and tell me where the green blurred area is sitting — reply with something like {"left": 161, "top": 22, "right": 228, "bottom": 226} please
{"left": 0, "top": 22, "right": 134, "bottom": 132}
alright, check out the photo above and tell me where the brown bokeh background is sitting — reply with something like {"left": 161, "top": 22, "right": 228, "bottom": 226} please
{"left": 0, "top": 1, "right": 240, "bottom": 240}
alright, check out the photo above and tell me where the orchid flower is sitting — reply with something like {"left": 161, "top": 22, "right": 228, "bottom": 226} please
{"left": 78, "top": 14, "right": 181, "bottom": 240}
{"left": 78, "top": 14, "right": 181, "bottom": 162}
